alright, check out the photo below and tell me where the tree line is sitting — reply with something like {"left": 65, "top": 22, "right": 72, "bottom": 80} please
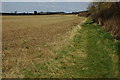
{"left": 85, "top": 2, "right": 120, "bottom": 39}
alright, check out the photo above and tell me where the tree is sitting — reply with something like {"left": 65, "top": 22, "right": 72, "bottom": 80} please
{"left": 34, "top": 11, "right": 37, "bottom": 15}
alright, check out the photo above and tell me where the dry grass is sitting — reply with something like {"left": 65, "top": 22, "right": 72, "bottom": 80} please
{"left": 2, "top": 15, "right": 84, "bottom": 78}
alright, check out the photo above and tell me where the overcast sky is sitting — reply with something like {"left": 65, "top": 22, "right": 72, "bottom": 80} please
{"left": 2, "top": 0, "right": 93, "bottom": 2}
{"left": 2, "top": 0, "right": 119, "bottom": 2}
{"left": 2, "top": 2, "right": 90, "bottom": 13}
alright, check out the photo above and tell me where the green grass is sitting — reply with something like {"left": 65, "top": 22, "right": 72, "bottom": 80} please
{"left": 82, "top": 18, "right": 119, "bottom": 77}
{"left": 23, "top": 18, "right": 119, "bottom": 78}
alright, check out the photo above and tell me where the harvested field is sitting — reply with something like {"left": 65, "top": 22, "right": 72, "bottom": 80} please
{"left": 2, "top": 15, "right": 85, "bottom": 78}
{"left": 2, "top": 15, "right": 118, "bottom": 78}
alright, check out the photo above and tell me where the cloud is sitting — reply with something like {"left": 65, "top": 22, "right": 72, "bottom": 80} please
{"left": 2, "top": 0, "right": 92, "bottom": 2}
{"left": 2, "top": 0, "right": 119, "bottom": 2}
{"left": 51, "top": 0, "right": 92, "bottom": 2}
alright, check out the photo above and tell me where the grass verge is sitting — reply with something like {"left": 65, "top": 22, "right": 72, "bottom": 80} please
{"left": 23, "top": 18, "right": 119, "bottom": 78}
{"left": 82, "top": 18, "right": 119, "bottom": 77}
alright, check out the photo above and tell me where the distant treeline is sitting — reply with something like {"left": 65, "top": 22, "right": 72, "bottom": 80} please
{"left": 79, "top": 2, "right": 120, "bottom": 40}
{"left": 1, "top": 11, "right": 80, "bottom": 15}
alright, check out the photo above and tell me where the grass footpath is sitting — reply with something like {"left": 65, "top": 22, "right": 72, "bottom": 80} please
{"left": 24, "top": 18, "right": 119, "bottom": 78}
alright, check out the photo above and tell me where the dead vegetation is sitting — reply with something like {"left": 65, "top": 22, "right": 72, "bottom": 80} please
{"left": 88, "top": 2, "right": 120, "bottom": 39}
{"left": 2, "top": 15, "right": 84, "bottom": 78}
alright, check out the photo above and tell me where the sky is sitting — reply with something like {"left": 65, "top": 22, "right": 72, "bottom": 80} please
{"left": 2, "top": 2, "right": 90, "bottom": 13}
{"left": 2, "top": 0, "right": 93, "bottom": 2}
{"left": 1, "top": 0, "right": 120, "bottom": 2}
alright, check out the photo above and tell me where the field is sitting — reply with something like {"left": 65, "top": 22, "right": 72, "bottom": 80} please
{"left": 2, "top": 15, "right": 85, "bottom": 78}
{"left": 2, "top": 15, "right": 119, "bottom": 78}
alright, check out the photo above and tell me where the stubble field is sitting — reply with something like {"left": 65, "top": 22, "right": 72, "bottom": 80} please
{"left": 2, "top": 15, "right": 85, "bottom": 78}
{"left": 2, "top": 15, "right": 118, "bottom": 78}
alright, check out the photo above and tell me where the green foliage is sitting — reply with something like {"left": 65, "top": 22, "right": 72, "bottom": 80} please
{"left": 84, "top": 18, "right": 94, "bottom": 24}
{"left": 23, "top": 18, "right": 118, "bottom": 78}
